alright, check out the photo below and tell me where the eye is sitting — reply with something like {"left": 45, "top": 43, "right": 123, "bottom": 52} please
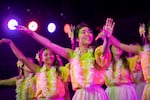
{"left": 44, "top": 53, "right": 48, "bottom": 57}
{"left": 88, "top": 31, "right": 93, "bottom": 34}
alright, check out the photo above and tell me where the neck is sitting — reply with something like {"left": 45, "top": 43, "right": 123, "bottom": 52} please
{"left": 78, "top": 45, "right": 89, "bottom": 54}
{"left": 43, "top": 63, "right": 52, "bottom": 68}
{"left": 113, "top": 55, "right": 120, "bottom": 62}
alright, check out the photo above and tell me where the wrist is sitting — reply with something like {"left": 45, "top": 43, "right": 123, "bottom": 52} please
{"left": 28, "top": 30, "right": 34, "bottom": 36}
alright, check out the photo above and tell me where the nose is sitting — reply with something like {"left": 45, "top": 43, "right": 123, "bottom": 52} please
{"left": 85, "top": 31, "right": 89, "bottom": 36}
{"left": 47, "top": 54, "right": 51, "bottom": 59}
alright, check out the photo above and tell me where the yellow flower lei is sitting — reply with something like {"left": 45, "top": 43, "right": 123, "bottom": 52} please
{"left": 16, "top": 73, "right": 35, "bottom": 100}
{"left": 36, "top": 66, "right": 57, "bottom": 99}
{"left": 71, "top": 47, "right": 95, "bottom": 87}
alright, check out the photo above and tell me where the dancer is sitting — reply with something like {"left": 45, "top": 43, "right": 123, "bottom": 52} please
{"left": 105, "top": 45, "right": 138, "bottom": 100}
{"left": 127, "top": 43, "right": 146, "bottom": 100}
{"left": 0, "top": 38, "right": 69, "bottom": 100}
{"left": 16, "top": 18, "right": 115, "bottom": 100}
{"left": 109, "top": 22, "right": 150, "bottom": 100}
{"left": 0, "top": 39, "right": 36, "bottom": 100}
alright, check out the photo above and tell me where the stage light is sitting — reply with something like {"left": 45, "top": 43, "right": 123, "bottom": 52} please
{"left": 47, "top": 23, "right": 56, "bottom": 33}
{"left": 7, "top": 19, "right": 18, "bottom": 30}
{"left": 28, "top": 21, "right": 38, "bottom": 31}
{"left": 64, "top": 24, "right": 71, "bottom": 34}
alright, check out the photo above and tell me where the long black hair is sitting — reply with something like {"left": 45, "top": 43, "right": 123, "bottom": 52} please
{"left": 37, "top": 48, "right": 61, "bottom": 75}
{"left": 110, "top": 45, "right": 130, "bottom": 70}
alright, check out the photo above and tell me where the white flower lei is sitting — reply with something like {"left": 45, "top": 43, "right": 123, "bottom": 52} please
{"left": 37, "top": 66, "right": 57, "bottom": 99}
{"left": 71, "top": 47, "right": 95, "bottom": 88}
{"left": 106, "top": 59, "right": 122, "bottom": 82}
{"left": 16, "top": 73, "right": 35, "bottom": 100}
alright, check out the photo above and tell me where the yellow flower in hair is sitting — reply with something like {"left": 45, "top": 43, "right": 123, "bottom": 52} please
{"left": 17, "top": 60, "right": 23, "bottom": 68}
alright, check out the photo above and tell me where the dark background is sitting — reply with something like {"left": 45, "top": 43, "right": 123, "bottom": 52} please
{"left": 0, "top": 0, "right": 150, "bottom": 99}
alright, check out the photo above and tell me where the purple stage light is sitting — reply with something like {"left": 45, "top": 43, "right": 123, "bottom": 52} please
{"left": 7, "top": 19, "right": 18, "bottom": 30}
{"left": 47, "top": 23, "right": 56, "bottom": 33}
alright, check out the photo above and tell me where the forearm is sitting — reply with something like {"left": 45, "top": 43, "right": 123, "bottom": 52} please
{"left": 0, "top": 77, "right": 17, "bottom": 86}
{"left": 9, "top": 41, "right": 25, "bottom": 60}
{"left": 9, "top": 41, "right": 37, "bottom": 73}
{"left": 28, "top": 31, "right": 71, "bottom": 59}
{"left": 110, "top": 36, "right": 141, "bottom": 54}
{"left": 29, "top": 31, "right": 52, "bottom": 48}
{"left": 102, "top": 36, "right": 110, "bottom": 55}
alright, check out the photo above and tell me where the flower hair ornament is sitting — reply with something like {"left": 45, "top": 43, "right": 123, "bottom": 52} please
{"left": 68, "top": 24, "right": 75, "bottom": 40}
{"left": 68, "top": 24, "right": 76, "bottom": 49}
{"left": 35, "top": 51, "right": 40, "bottom": 62}
{"left": 139, "top": 23, "right": 146, "bottom": 38}
{"left": 17, "top": 60, "right": 24, "bottom": 68}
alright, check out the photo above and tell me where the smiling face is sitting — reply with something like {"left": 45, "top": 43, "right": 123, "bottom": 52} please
{"left": 77, "top": 26, "right": 94, "bottom": 46}
{"left": 40, "top": 49, "right": 55, "bottom": 66}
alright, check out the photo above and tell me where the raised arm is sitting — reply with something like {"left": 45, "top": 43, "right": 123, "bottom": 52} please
{"left": 0, "top": 38, "right": 40, "bottom": 73}
{"left": 16, "top": 25, "right": 72, "bottom": 60}
{"left": 102, "top": 18, "right": 115, "bottom": 55}
{"left": 95, "top": 18, "right": 114, "bottom": 69}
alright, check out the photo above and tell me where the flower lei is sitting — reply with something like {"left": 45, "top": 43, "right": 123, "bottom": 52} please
{"left": 16, "top": 73, "right": 35, "bottom": 100}
{"left": 71, "top": 47, "right": 95, "bottom": 88}
{"left": 106, "top": 59, "right": 122, "bottom": 83}
{"left": 36, "top": 66, "right": 57, "bottom": 99}
{"left": 24, "top": 73, "right": 35, "bottom": 99}
{"left": 16, "top": 78, "right": 26, "bottom": 100}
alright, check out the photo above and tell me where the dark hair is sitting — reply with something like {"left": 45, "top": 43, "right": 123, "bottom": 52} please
{"left": 38, "top": 48, "right": 47, "bottom": 66}
{"left": 18, "top": 57, "right": 35, "bottom": 76}
{"left": 74, "top": 22, "right": 93, "bottom": 39}
{"left": 74, "top": 22, "right": 96, "bottom": 48}
{"left": 38, "top": 48, "right": 61, "bottom": 75}
{"left": 110, "top": 46, "right": 130, "bottom": 70}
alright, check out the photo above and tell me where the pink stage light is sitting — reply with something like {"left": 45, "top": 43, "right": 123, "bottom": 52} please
{"left": 28, "top": 21, "right": 38, "bottom": 31}
{"left": 64, "top": 24, "right": 71, "bottom": 34}
{"left": 47, "top": 23, "right": 56, "bottom": 33}
{"left": 7, "top": 19, "right": 18, "bottom": 30}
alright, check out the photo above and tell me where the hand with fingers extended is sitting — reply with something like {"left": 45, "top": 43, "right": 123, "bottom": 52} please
{"left": 103, "top": 18, "right": 115, "bottom": 38}
{"left": 95, "top": 18, "right": 115, "bottom": 41}
{"left": 0, "top": 38, "right": 12, "bottom": 44}
{"left": 15, "top": 25, "right": 33, "bottom": 35}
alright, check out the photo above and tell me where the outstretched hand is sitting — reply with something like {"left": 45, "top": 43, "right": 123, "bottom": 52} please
{"left": 103, "top": 18, "right": 115, "bottom": 37}
{"left": 0, "top": 38, "right": 11, "bottom": 45}
{"left": 95, "top": 18, "right": 115, "bottom": 41}
{"left": 15, "top": 25, "right": 32, "bottom": 35}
